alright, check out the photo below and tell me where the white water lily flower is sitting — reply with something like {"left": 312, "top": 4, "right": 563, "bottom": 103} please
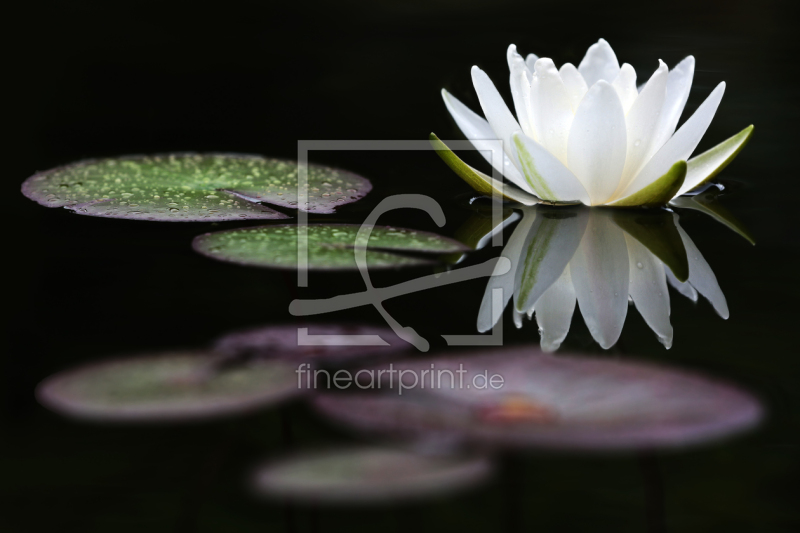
{"left": 433, "top": 39, "right": 753, "bottom": 207}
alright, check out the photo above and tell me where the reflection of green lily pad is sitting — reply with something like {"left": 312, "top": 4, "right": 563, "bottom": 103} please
{"left": 36, "top": 352, "right": 300, "bottom": 422}
{"left": 193, "top": 224, "right": 470, "bottom": 270}
{"left": 251, "top": 447, "right": 492, "bottom": 504}
{"left": 21, "top": 153, "right": 371, "bottom": 221}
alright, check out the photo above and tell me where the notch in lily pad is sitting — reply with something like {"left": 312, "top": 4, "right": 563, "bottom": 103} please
{"left": 21, "top": 153, "right": 371, "bottom": 221}
{"left": 193, "top": 224, "right": 470, "bottom": 270}
{"left": 314, "top": 347, "right": 762, "bottom": 451}
{"left": 251, "top": 447, "right": 493, "bottom": 504}
{"left": 36, "top": 351, "right": 302, "bottom": 422}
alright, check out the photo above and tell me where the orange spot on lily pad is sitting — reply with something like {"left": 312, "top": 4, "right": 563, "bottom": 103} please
{"left": 476, "top": 394, "right": 558, "bottom": 424}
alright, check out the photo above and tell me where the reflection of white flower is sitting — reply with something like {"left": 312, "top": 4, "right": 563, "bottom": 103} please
{"left": 478, "top": 207, "right": 727, "bottom": 351}
{"left": 436, "top": 39, "right": 753, "bottom": 207}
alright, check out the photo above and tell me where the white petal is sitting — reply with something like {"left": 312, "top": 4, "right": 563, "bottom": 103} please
{"left": 512, "top": 132, "right": 591, "bottom": 204}
{"left": 666, "top": 268, "right": 698, "bottom": 302}
{"left": 619, "top": 82, "right": 725, "bottom": 200}
{"left": 509, "top": 60, "right": 535, "bottom": 138}
{"left": 530, "top": 58, "right": 575, "bottom": 165}
{"left": 578, "top": 38, "right": 620, "bottom": 86}
{"left": 559, "top": 63, "right": 589, "bottom": 112}
{"left": 611, "top": 63, "right": 638, "bottom": 114}
{"left": 477, "top": 210, "right": 537, "bottom": 332}
{"left": 513, "top": 307, "right": 525, "bottom": 329}
{"left": 507, "top": 44, "right": 522, "bottom": 70}
{"left": 625, "top": 233, "right": 673, "bottom": 348}
{"left": 513, "top": 207, "right": 588, "bottom": 313}
{"left": 570, "top": 211, "right": 630, "bottom": 349}
{"left": 567, "top": 81, "right": 627, "bottom": 205}
{"left": 441, "top": 89, "right": 531, "bottom": 192}
{"left": 507, "top": 44, "right": 533, "bottom": 83}
{"left": 525, "top": 53, "right": 539, "bottom": 73}
{"left": 471, "top": 66, "right": 524, "bottom": 167}
{"left": 535, "top": 265, "right": 577, "bottom": 352}
{"left": 650, "top": 56, "right": 695, "bottom": 154}
{"left": 617, "top": 60, "right": 669, "bottom": 192}
{"left": 677, "top": 224, "right": 729, "bottom": 318}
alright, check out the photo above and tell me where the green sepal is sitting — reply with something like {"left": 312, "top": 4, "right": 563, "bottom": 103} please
{"left": 684, "top": 125, "right": 754, "bottom": 193}
{"left": 429, "top": 133, "right": 540, "bottom": 206}
{"left": 608, "top": 160, "right": 687, "bottom": 208}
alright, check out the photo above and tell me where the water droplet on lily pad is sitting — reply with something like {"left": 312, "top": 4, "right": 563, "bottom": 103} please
{"left": 21, "top": 153, "right": 371, "bottom": 221}
{"left": 215, "top": 324, "right": 410, "bottom": 361}
{"left": 192, "top": 224, "right": 470, "bottom": 270}
{"left": 251, "top": 447, "right": 492, "bottom": 504}
{"left": 36, "top": 351, "right": 301, "bottom": 422}
{"left": 314, "top": 347, "right": 762, "bottom": 451}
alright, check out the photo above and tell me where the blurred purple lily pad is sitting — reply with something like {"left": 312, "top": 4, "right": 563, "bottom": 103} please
{"left": 251, "top": 447, "right": 492, "bottom": 504}
{"left": 21, "top": 153, "right": 371, "bottom": 221}
{"left": 215, "top": 323, "right": 411, "bottom": 362}
{"left": 314, "top": 348, "right": 762, "bottom": 451}
{"left": 36, "top": 351, "right": 301, "bottom": 422}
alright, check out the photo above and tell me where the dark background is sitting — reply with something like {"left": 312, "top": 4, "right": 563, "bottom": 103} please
{"left": 4, "top": 0, "right": 799, "bottom": 531}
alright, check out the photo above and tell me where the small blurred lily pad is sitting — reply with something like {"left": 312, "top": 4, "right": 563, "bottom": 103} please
{"left": 215, "top": 323, "right": 411, "bottom": 361}
{"left": 251, "top": 447, "right": 492, "bottom": 504}
{"left": 36, "top": 351, "right": 301, "bottom": 422}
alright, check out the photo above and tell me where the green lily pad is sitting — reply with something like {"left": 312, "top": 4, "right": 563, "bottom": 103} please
{"left": 21, "top": 153, "right": 371, "bottom": 221}
{"left": 193, "top": 224, "right": 471, "bottom": 270}
{"left": 36, "top": 351, "right": 301, "bottom": 422}
{"left": 251, "top": 447, "right": 492, "bottom": 504}
{"left": 611, "top": 209, "right": 690, "bottom": 282}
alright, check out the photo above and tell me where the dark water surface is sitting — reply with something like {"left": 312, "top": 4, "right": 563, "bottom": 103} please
{"left": 5, "top": 1, "right": 799, "bottom": 531}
